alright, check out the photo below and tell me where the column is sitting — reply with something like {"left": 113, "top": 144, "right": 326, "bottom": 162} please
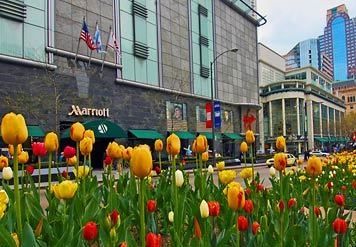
{"left": 307, "top": 100, "right": 314, "bottom": 150}
{"left": 282, "top": 98, "right": 286, "bottom": 136}
{"left": 319, "top": 103, "right": 323, "bottom": 137}
{"left": 326, "top": 106, "right": 330, "bottom": 137}
{"left": 269, "top": 101, "right": 273, "bottom": 137}
{"left": 333, "top": 108, "right": 336, "bottom": 136}
{"left": 296, "top": 98, "right": 300, "bottom": 136}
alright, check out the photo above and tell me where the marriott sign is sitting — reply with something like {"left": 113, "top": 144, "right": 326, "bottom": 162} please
{"left": 68, "top": 105, "right": 110, "bottom": 117}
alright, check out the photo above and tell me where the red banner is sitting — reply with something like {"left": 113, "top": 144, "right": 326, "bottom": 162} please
{"left": 206, "top": 102, "right": 212, "bottom": 128}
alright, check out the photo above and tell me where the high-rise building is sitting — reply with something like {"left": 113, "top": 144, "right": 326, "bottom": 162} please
{"left": 319, "top": 4, "right": 356, "bottom": 80}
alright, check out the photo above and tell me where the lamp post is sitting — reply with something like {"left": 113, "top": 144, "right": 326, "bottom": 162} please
{"left": 210, "top": 48, "right": 238, "bottom": 166}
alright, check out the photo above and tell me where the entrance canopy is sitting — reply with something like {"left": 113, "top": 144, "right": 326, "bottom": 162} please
{"left": 170, "top": 131, "right": 195, "bottom": 139}
{"left": 61, "top": 120, "right": 127, "bottom": 139}
{"left": 198, "top": 132, "right": 222, "bottom": 140}
{"left": 129, "top": 129, "right": 164, "bottom": 139}
{"left": 222, "top": 132, "right": 243, "bottom": 141}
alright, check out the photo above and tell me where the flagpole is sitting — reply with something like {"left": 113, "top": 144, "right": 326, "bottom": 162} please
{"left": 74, "top": 16, "right": 85, "bottom": 64}
{"left": 88, "top": 21, "right": 98, "bottom": 67}
{"left": 101, "top": 25, "right": 111, "bottom": 73}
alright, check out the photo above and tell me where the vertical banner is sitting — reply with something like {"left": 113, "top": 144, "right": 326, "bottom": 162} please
{"left": 206, "top": 102, "right": 212, "bottom": 128}
{"left": 214, "top": 101, "right": 221, "bottom": 128}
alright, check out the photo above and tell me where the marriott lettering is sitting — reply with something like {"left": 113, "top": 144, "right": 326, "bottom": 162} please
{"left": 68, "top": 105, "right": 110, "bottom": 117}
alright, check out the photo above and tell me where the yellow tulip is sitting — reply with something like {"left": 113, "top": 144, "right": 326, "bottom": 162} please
{"left": 240, "top": 142, "right": 248, "bottom": 153}
{"left": 274, "top": 153, "right": 287, "bottom": 171}
{"left": 9, "top": 144, "right": 22, "bottom": 156}
{"left": 0, "top": 155, "right": 9, "bottom": 170}
{"left": 0, "top": 203, "right": 7, "bottom": 219}
{"left": 276, "top": 136, "right": 286, "bottom": 151}
{"left": 154, "top": 139, "right": 163, "bottom": 152}
{"left": 306, "top": 156, "right": 322, "bottom": 177}
{"left": 216, "top": 161, "right": 225, "bottom": 171}
{"left": 130, "top": 146, "right": 152, "bottom": 179}
{"left": 200, "top": 200, "right": 209, "bottom": 218}
{"left": 166, "top": 133, "right": 181, "bottom": 156}
{"left": 84, "top": 129, "right": 95, "bottom": 144}
{"left": 239, "top": 167, "right": 253, "bottom": 180}
{"left": 202, "top": 151, "right": 209, "bottom": 162}
{"left": 227, "top": 182, "right": 245, "bottom": 211}
{"left": 122, "top": 147, "right": 133, "bottom": 160}
{"left": 195, "top": 135, "right": 208, "bottom": 153}
{"left": 0, "top": 190, "right": 9, "bottom": 204}
{"left": 106, "top": 142, "right": 122, "bottom": 159}
{"left": 70, "top": 122, "right": 85, "bottom": 142}
{"left": 67, "top": 156, "right": 77, "bottom": 166}
{"left": 73, "top": 166, "right": 90, "bottom": 178}
{"left": 245, "top": 130, "right": 255, "bottom": 145}
{"left": 80, "top": 137, "right": 93, "bottom": 156}
{"left": 218, "top": 170, "right": 236, "bottom": 185}
{"left": 52, "top": 180, "right": 78, "bottom": 200}
{"left": 1, "top": 112, "right": 28, "bottom": 145}
{"left": 11, "top": 233, "right": 20, "bottom": 247}
{"left": 18, "top": 151, "right": 29, "bottom": 164}
{"left": 44, "top": 132, "right": 59, "bottom": 152}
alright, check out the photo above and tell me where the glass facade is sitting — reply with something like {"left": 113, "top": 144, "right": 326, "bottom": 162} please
{"left": 299, "top": 99, "right": 305, "bottom": 135}
{"left": 329, "top": 108, "right": 335, "bottom": 136}
{"left": 335, "top": 110, "right": 340, "bottom": 136}
{"left": 321, "top": 105, "right": 328, "bottom": 135}
{"left": 263, "top": 103, "right": 269, "bottom": 137}
{"left": 331, "top": 17, "right": 347, "bottom": 80}
{"left": 313, "top": 102, "right": 321, "bottom": 135}
{"left": 285, "top": 98, "right": 298, "bottom": 136}
{"left": 271, "top": 100, "right": 283, "bottom": 136}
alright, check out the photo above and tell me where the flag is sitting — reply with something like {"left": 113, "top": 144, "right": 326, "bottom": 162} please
{"left": 80, "top": 20, "right": 96, "bottom": 50}
{"left": 94, "top": 24, "right": 105, "bottom": 53}
{"left": 107, "top": 31, "right": 119, "bottom": 53}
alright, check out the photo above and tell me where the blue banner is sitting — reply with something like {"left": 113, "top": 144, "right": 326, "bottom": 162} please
{"left": 214, "top": 101, "right": 221, "bottom": 128}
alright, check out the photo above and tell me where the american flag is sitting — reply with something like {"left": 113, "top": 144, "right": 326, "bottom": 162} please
{"left": 80, "top": 20, "right": 96, "bottom": 50}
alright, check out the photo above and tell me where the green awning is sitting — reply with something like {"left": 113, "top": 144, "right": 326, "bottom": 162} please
{"left": 27, "top": 125, "right": 45, "bottom": 137}
{"left": 222, "top": 133, "right": 243, "bottom": 141}
{"left": 61, "top": 120, "right": 127, "bottom": 139}
{"left": 129, "top": 129, "right": 164, "bottom": 139}
{"left": 199, "top": 132, "right": 222, "bottom": 140}
{"left": 171, "top": 131, "right": 195, "bottom": 139}
{"left": 314, "top": 137, "right": 328, "bottom": 143}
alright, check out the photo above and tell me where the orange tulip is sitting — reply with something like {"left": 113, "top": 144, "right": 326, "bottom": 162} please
{"left": 0, "top": 155, "right": 9, "bottom": 170}
{"left": 154, "top": 139, "right": 163, "bottom": 152}
{"left": 70, "top": 122, "right": 85, "bottom": 142}
{"left": 166, "top": 133, "right": 181, "bottom": 156}
{"left": 84, "top": 130, "right": 95, "bottom": 144}
{"left": 122, "top": 147, "right": 133, "bottom": 161}
{"left": 306, "top": 156, "right": 322, "bottom": 177}
{"left": 1, "top": 112, "right": 28, "bottom": 145}
{"left": 80, "top": 137, "right": 93, "bottom": 156}
{"left": 130, "top": 146, "right": 152, "bottom": 178}
{"left": 240, "top": 142, "right": 248, "bottom": 153}
{"left": 18, "top": 151, "right": 29, "bottom": 164}
{"left": 192, "top": 140, "right": 197, "bottom": 153}
{"left": 45, "top": 132, "right": 59, "bottom": 152}
{"left": 274, "top": 153, "right": 287, "bottom": 171}
{"left": 245, "top": 130, "right": 255, "bottom": 145}
{"left": 195, "top": 135, "right": 208, "bottom": 153}
{"left": 9, "top": 144, "right": 22, "bottom": 156}
{"left": 227, "top": 182, "right": 245, "bottom": 211}
{"left": 106, "top": 142, "right": 122, "bottom": 159}
{"left": 67, "top": 156, "right": 77, "bottom": 166}
{"left": 202, "top": 151, "right": 209, "bottom": 162}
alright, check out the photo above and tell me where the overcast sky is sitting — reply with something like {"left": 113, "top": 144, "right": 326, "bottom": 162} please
{"left": 257, "top": 0, "right": 356, "bottom": 55}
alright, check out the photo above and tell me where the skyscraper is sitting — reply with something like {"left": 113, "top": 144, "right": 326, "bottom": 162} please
{"left": 319, "top": 4, "right": 356, "bottom": 80}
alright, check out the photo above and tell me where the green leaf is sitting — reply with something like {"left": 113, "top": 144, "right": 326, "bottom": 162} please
{"left": 22, "top": 222, "right": 37, "bottom": 247}
{"left": 0, "top": 225, "right": 17, "bottom": 247}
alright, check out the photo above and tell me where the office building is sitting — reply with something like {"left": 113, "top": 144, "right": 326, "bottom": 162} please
{"left": 333, "top": 79, "right": 356, "bottom": 113}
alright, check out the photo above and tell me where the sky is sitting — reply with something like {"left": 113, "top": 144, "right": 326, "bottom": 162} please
{"left": 257, "top": 0, "right": 356, "bottom": 55}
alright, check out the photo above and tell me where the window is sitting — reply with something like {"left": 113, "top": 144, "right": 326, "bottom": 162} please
{"left": 132, "top": 0, "right": 149, "bottom": 59}
{"left": 321, "top": 105, "right": 328, "bottom": 135}
{"left": 313, "top": 102, "right": 321, "bottom": 135}
{"left": 285, "top": 72, "right": 306, "bottom": 80}
{"left": 285, "top": 98, "right": 298, "bottom": 136}
{"left": 198, "top": 4, "right": 209, "bottom": 78}
{"left": 263, "top": 103, "right": 270, "bottom": 137}
{"left": 196, "top": 106, "right": 206, "bottom": 123}
{"left": 271, "top": 100, "right": 283, "bottom": 136}
{"left": 329, "top": 108, "right": 335, "bottom": 136}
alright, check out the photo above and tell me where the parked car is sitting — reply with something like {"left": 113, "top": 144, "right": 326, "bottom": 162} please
{"left": 266, "top": 153, "right": 297, "bottom": 168}
{"left": 310, "top": 150, "right": 330, "bottom": 157}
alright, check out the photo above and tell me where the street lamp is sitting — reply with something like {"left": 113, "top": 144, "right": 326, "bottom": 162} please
{"left": 210, "top": 48, "right": 238, "bottom": 166}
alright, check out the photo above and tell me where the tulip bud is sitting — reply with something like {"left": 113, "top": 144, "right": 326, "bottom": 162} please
{"left": 34, "top": 218, "right": 43, "bottom": 237}
{"left": 0, "top": 155, "right": 9, "bottom": 170}
{"left": 243, "top": 199, "right": 254, "bottom": 214}
{"left": 245, "top": 130, "right": 255, "bottom": 145}
{"left": 334, "top": 194, "right": 345, "bottom": 207}
{"left": 84, "top": 130, "right": 95, "bottom": 144}
{"left": 80, "top": 137, "right": 93, "bottom": 156}
{"left": 154, "top": 139, "right": 163, "bottom": 152}
{"left": 63, "top": 146, "right": 76, "bottom": 159}
{"left": 288, "top": 198, "right": 297, "bottom": 209}
{"left": 2, "top": 167, "right": 13, "bottom": 180}
{"left": 207, "top": 201, "right": 220, "bottom": 217}
{"left": 130, "top": 146, "right": 152, "bottom": 179}
{"left": 82, "top": 221, "right": 98, "bottom": 241}
{"left": 104, "top": 156, "right": 112, "bottom": 166}
{"left": 18, "top": 151, "right": 29, "bottom": 164}
{"left": 32, "top": 142, "right": 47, "bottom": 157}
{"left": 216, "top": 161, "right": 225, "bottom": 171}
{"left": 332, "top": 218, "right": 347, "bottom": 234}
{"left": 207, "top": 165, "right": 214, "bottom": 174}
{"left": 44, "top": 132, "right": 59, "bottom": 152}
{"left": 147, "top": 200, "right": 157, "bottom": 212}
{"left": 110, "top": 209, "right": 120, "bottom": 227}
{"left": 67, "top": 156, "right": 77, "bottom": 166}
{"left": 314, "top": 207, "right": 321, "bottom": 217}
{"left": 256, "top": 184, "right": 264, "bottom": 192}
{"left": 269, "top": 166, "right": 276, "bottom": 177}
{"left": 175, "top": 170, "right": 184, "bottom": 187}
{"left": 278, "top": 200, "right": 285, "bottom": 212}
{"left": 166, "top": 133, "right": 181, "bottom": 155}
{"left": 9, "top": 144, "right": 22, "bottom": 156}
{"left": 252, "top": 221, "right": 260, "bottom": 235}
{"left": 237, "top": 216, "right": 249, "bottom": 231}
{"left": 168, "top": 211, "right": 174, "bottom": 223}
{"left": 195, "top": 135, "right": 208, "bottom": 153}
{"left": 194, "top": 217, "right": 202, "bottom": 239}
{"left": 240, "top": 142, "right": 248, "bottom": 153}
{"left": 26, "top": 165, "right": 35, "bottom": 175}
{"left": 70, "top": 122, "right": 85, "bottom": 142}
{"left": 110, "top": 228, "right": 117, "bottom": 240}
{"left": 1, "top": 112, "right": 28, "bottom": 145}
{"left": 200, "top": 200, "right": 209, "bottom": 218}
{"left": 275, "top": 136, "right": 286, "bottom": 151}
{"left": 11, "top": 233, "right": 20, "bottom": 247}
{"left": 202, "top": 151, "right": 209, "bottom": 162}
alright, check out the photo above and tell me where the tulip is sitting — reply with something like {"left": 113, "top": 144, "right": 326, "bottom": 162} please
{"left": 240, "top": 167, "right": 253, "bottom": 180}
{"left": 334, "top": 194, "right": 345, "bottom": 207}
{"left": 0, "top": 204, "right": 6, "bottom": 220}
{"left": 207, "top": 201, "right": 220, "bottom": 216}
{"left": 0, "top": 155, "right": 9, "bottom": 170}
{"left": 61, "top": 170, "right": 68, "bottom": 179}
{"left": 122, "top": 147, "right": 133, "bottom": 161}
{"left": 227, "top": 182, "right": 245, "bottom": 211}
{"left": 166, "top": 133, "right": 181, "bottom": 155}
{"left": 306, "top": 156, "right": 322, "bottom": 177}
{"left": 11, "top": 233, "right": 20, "bottom": 247}
{"left": 1, "top": 113, "right": 28, "bottom": 145}
{"left": 32, "top": 142, "right": 47, "bottom": 157}
{"left": 106, "top": 142, "right": 122, "bottom": 159}
{"left": 275, "top": 136, "right": 286, "bottom": 151}
{"left": 202, "top": 151, "right": 209, "bottom": 162}
{"left": 146, "top": 232, "right": 162, "bottom": 247}
{"left": 332, "top": 218, "right": 347, "bottom": 234}
{"left": 154, "top": 166, "right": 161, "bottom": 175}
{"left": 18, "top": 151, "right": 29, "bottom": 164}
{"left": 288, "top": 198, "right": 297, "bottom": 208}
{"left": 194, "top": 217, "right": 202, "bottom": 239}
{"left": 252, "top": 221, "right": 260, "bottom": 235}
{"left": 147, "top": 200, "right": 157, "bottom": 212}
{"left": 130, "top": 146, "right": 152, "bottom": 179}
{"left": 82, "top": 221, "right": 98, "bottom": 241}
{"left": 84, "top": 129, "right": 95, "bottom": 144}
{"left": 200, "top": 200, "right": 209, "bottom": 218}
{"left": 63, "top": 146, "right": 76, "bottom": 159}
{"left": 256, "top": 183, "right": 264, "bottom": 192}
{"left": 110, "top": 209, "right": 120, "bottom": 227}
{"left": 216, "top": 161, "right": 225, "bottom": 171}
{"left": 191, "top": 140, "right": 197, "bottom": 153}
{"left": 218, "top": 170, "right": 236, "bottom": 185}
{"left": 2, "top": 167, "right": 13, "bottom": 180}
{"left": 9, "top": 144, "right": 22, "bottom": 156}
{"left": 26, "top": 165, "right": 35, "bottom": 175}
{"left": 237, "top": 216, "right": 249, "bottom": 231}
{"left": 269, "top": 166, "right": 276, "bottom": 177}
{"left": 175, "top": 170, "right": 184, "bottom": 187}
{"left": 154, "top": 139, "right": 163, "bottom": 152}
{"left": 73, "top": 166, "right": 90, "bottom": 179}
{"left": 245, "top": 130, "right": 255, "bottom": 145}
{"left": 195, "top": 135, "right": 208, "bottom": 153}
{"left": 207, "top": 165, "right": 214, "bottom": 174}
{"left": 44, "top": 132, "right": 59, "bottom": 152}
{"left": 52, "top": 180, "right": 78, "bottom": 200}
{"left": 274, "top": 153, "right": 287, "bottom": 171}
{"left": 0, "top": 190, "right": 9, "bottom": 204}
{"left": 278, "top": 200, "right": 285, "bottom": 212}
{"left": 244, "top": 188, "right": 251, "bottom": 198}
{"left": 240, "top": 141, "right": 248, "bottom": 153}
{"left": 119, "top": 242, "right": 127, "bottom": 247}
{"left": 104, "top": 155, "right": 112, "bottom": 166}
{"left": 314, "top": 207, "right": 321, "bottom": 217}
{"left": 168, "top": 211, "right": 174, "bottom": 223}
{"left": 244, "top": 199, "right": 254, "bottom": 214}
{"left": 80, "top": 137, "right": 93, "bottom": 156}
{"left": 67, "top": 156, "right": 77, "bottom": 166}
{"left": 70, "top": 122, "right": 85, "bottom": 142}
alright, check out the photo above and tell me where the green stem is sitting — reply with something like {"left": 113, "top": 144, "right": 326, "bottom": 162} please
{"left": 140, "top": 179, "right": 145, "bottom": 247}
{"left": 48, "top": 152, "right": 52, "bottom": 191}
{"left": 13, "top": 146, "right": 22, "bottom": 237}
{"left": 158, "top": 152, "right": 161, "bottom": 171}
{"left": 172, "top": 156, "right": 177, "bottom": 206}
{"left": 109, "top": 165, "right": 113, "bottom": 209}
{"left": 236, "top": 228, "right": 240, "bottom": 247}
{"left": 250, "top": 145, "right": 254, "bottom": 182}
{"left": 21, "top": 162, "right": 24, "bottom": 189}
{"left": 312, "top": 179, "right": 316, "bottom": 247}
{"left": 75, "top": 141, "right": 79, "bottom": 182}
{"left": 88, "top": 153, "right": 92, "bottom": 171}
{"left": 38, "top": 157, "right": 41, "bottom": 192}
{"left": 279, "top": 170, "right": 284, "bottom": 247}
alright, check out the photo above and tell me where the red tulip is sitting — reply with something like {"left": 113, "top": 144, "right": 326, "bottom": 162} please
{"left": 244, "top": 188, "right": 251, "bottom": 198}
{"left": 110, "top": 209, "right": 120, "bottom": 226}
{"left": 32, "top": 142, "right": 47, "bottom": 157}
{"left": 82, "top": 221, "right": 98, "bottom": 241}
{"left": 26, "top": 165, "right": 34, "bottom": 175}
{"left": 243, "top": 200, "right": 254, "bottom": 214}
{"left": 146, "top": 232, "right": 162, "bottom": 247}
{"left": 327, "top": 181, "right": 334, "bottom": 190}
{"left": 278, "top": 200, "right": 285, "bottom": 212}
{"left": 61, "top": 170, "right": 68, "bottom": 179}
{"left": 237, "top": 216, "right": 248, "bottom": 231}
{"left": 288, "top": 198, "right": 297, "bottom": 209}
{"left": 252, "top": 221, "right": 260, "bottom": 235}
{"left": 256, "top": 184, "right": 264, "bottom": 192}
{"left": 352, "top": 180, "right": 356, "bottom": 189}
{"left": 154, "top": 166, "right": 161, "bottom": 175}
{"left": 314, "top": 207, "right": 321, "bottom": 217}
{"left": 119, "top": 242, "right": 127, "bottom": 247}
{"left": 63, "top": 146, "right": 76, "bottom": 159}
{"left": 332, "top": 218, "right": 347, "bottom": 234}
{"left": 207, "top": 201, "right": 220, "bottom": 216}
{"left": 104, "top": 156, "right": 112, "bottom": 166}
{"left": 147, "top": 200, "right": 157, "bottom": 213}
{"left": 194, "top": 217, "right": 202, "bottom": 239}
{"left": 341, "top": 185, "right": 347, "bottom": 191}
{"left": 334, "top": 194, "right": 345, "bottom": 207}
